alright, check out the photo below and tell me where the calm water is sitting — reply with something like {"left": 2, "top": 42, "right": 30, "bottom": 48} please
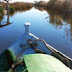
{"left": 0, "top": 7, "right": 72, "bottom": 58}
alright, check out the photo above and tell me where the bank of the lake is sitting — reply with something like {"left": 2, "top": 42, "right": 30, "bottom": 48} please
{"left": 34, "top": 0, "right": 72, "bottom": 24}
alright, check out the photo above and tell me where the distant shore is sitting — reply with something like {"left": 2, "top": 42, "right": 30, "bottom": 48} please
{"left": 0, "top": 2, "right": 33, "bottom": 14}
{"left": 0, "top": 0, "right": 72, "bottom": 23}
{"left": 34, "top": 0, "right": 72, "bottom": 23}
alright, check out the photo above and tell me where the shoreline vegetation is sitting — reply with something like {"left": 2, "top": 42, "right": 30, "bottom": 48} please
{"left": 0, "top": 0, "right": 72, "bottom": 24}
{"left": 0, "top": 2, "right": 33, "bottom": 14}
{"left": 10, "top": 2, "right": 33, "bottom": 11}
{"left": 34, "top": 0, "right": 72, "bottom": 24}
{"left": 0, "top": 2, "right": 33, "bottom": 23}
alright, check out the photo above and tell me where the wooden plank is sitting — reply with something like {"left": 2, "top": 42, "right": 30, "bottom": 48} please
{"left": 23, "top": 54, "right": 72, "bottom": 72}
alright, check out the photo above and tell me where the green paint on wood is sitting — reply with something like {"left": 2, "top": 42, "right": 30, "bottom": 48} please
{"left": 0, "top": 49, "right": 16, "bottom": 71}
{"left": 24, "top": 54, "right": 72, "bottom": 72}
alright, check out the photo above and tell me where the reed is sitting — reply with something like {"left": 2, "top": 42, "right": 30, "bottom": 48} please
{"left": 10, "top": 2, "right": 33, "bottom": 10}
{"left": 47, "top": 0, "right": 72, "bottom": 17}
{"left": 34, "top": 0, "right": 72, "bottom": 22}
{"left": 34, "top": 1, "right": 47, "bottom": 7}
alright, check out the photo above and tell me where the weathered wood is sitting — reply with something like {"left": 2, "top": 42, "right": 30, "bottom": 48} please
{"left": 24, "top": 54, "right": 72, "bottom": 72}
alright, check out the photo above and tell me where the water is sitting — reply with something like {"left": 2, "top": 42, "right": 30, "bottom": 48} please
{"left": 0, "top": 7, "right": 72, "bottom": 58}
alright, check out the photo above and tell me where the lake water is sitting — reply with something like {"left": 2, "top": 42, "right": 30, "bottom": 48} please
{"left": 0, "top": 7, "right": 72, "bottom": 58}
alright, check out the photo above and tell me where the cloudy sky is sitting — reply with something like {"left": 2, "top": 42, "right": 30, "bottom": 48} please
{"left": 10, "top": 0, "right": 50, "bottom": 3}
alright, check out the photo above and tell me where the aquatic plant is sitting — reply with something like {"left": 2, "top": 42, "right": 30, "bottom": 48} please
{"left": 0, "top": 7, "right": 3, "bottom": 14}
{"left": 9, "top": 6, "right": 15, "bottom": 16}
{"left": 9, "top": 6, "right": 15, "bottom": 12}
{"left": 0, "top": 14, "right": 3, "bottom": 25}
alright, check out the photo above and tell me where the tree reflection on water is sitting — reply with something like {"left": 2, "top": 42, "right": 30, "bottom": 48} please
{"left": 47, "top": 9, "right": 72, "bottom": 42}
{"left": 35, "top": 7, "right": 72, "bottom": 42}
{"left": 0, "top": 15, "right": 3, "bottom": 25}
{"left": 0, "top": 7, "right": 32, "bottom": 28}
{"left": 0, "top": 6, "right": 72, "bottom": 42}
{"left": 0, "top": 12, "right": 11, "bottom": 28}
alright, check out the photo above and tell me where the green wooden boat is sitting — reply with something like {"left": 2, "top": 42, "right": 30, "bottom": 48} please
{"left": 0, "top": 23, "right": 72, "bottom": 72}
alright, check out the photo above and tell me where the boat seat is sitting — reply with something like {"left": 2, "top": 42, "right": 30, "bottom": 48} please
{"left": 23, "top": 54, "right": 72, "bottom": 72}
{"left": 0, "top": 49, "right": 16, "bottom": 71}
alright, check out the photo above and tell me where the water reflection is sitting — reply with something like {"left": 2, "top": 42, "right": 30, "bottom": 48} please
{"left": 0, "top": 7, "right": 72, "bottom": 58}
{"left": 35, "top": 7, "right": 72, "bottom": 42}
{"left": 70, "top": 25, "right": 72, "bottom": 42}
{"left": 9, "top": 8, "right": 32, "bottom": 16}
{"left": 0, "top": 12, "right": 11, "bottom": 28}
{"left": 15, "top": 7, "right": 32, "bottom": 12}
{"left": 47, "top": 9, "right": 72, "bottom": 42}
{"left": 9, "top": 11, "right": 15, "bottom": 16}
{"left": 0, "top": 7, "right": 33, "bottom": 28}
{"left": 0, "top": 15, "right": 3, "bottom": 25}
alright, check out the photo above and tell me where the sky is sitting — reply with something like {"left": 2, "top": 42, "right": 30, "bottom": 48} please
{"left": 10, "top": 0, "right": 50, "bottom": 3}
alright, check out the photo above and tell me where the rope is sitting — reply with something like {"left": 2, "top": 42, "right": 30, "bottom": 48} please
{"left": 28, "top": 39, "right": 46, "bottom": 54}
{"left": 28, "top": 39, "right": 72, "bottom": 69}
{"left": 11, "top": 39, "right": 72, "bottom": 70}
{"left": 28, "top": 39, "right": 59, "bottom": 53}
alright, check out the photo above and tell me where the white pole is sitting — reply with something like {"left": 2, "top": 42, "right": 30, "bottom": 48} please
{"left": 24, "top": 22, "right": 31, "bottom": 35}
